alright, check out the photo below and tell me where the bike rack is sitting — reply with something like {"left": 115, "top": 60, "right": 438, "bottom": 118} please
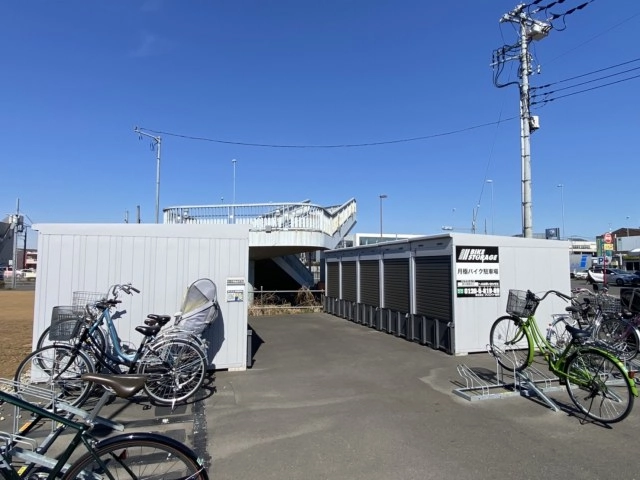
{"left": 0, "top": 378, "right": 124, "bottom": 472}
{"left": 453, "top": 346, "right": 563, "bottom": 412}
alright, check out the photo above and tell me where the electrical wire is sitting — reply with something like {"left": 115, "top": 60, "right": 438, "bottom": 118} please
{"left": 531, "top": 64, "right": 640, "bottom": 101}
{"left": 531, "top": 72, "right": 640, "bottom": 106}
{"left": 533, "top": 57, "right": 640, "bottom": 90}
{"left": 138, "top": 117, "right": 519, "bottom": 149}
{"left": 546, "top": 11, "right": 640, "bottom": 64}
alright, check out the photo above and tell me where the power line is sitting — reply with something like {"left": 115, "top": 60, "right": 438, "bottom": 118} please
{"left": 546, "top": 11, "right": 640, "bottom": 64}
{"left": 532, "top": 64, "right": 640, "bottom": 100}
{"left": 532, "top": 72, "right": 640, "bottom": 105}
{"left": 138, "top": 117, "right": 518, "bottom": 149}
{"left": 533, "top": 56, "right": 640, "bottom": 90}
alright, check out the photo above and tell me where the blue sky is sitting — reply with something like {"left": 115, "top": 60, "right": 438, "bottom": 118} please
{"left": 2, "top": 0, "right": 639, "bottom": 245}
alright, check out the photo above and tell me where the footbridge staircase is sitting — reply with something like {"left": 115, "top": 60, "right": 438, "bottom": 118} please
{"left": 164, "top": 198, "right": 357, "bottom": 286}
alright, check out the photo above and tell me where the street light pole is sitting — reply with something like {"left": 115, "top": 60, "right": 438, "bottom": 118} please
{"left": 625, "top": 215, "right": 630, "bottom": 241}
{"left": 557, "top": 184, "right": 565, "bottom": 240}
{"left": 134, "top": 127, "right": 162, "bottom": 224}
{"left": 232, "top": 159, "right": 237, "bottom": 205}
{"left": 379, "top": 194, "right": 388, "bottom": 238}
{"left": 486, "top": 179, "right": 494, "bottom": 234}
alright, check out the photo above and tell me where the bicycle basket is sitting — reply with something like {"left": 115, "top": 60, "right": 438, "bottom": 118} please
{"left": 597, "top": 294, "right": 622, "bottom": 314}
{"left": 72, "top": 291, "right": 107, "bottom": 316}
{"left": 49, "top": 306, "right": 83, "bottom": 341}
{"left": 506, "top": 289, "right": 539, "bottom": 317}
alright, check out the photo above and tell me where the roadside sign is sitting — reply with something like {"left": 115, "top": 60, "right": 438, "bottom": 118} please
{"left": 603, "top": 243, "right": 614, "bottom": 251}
{"left": 604, "top": 232, "right": 613, "bottom": 244}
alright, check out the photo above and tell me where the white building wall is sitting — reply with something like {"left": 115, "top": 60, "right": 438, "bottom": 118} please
{"left": 32, "top": 223, "right": 250, "bottom": 370}
{"left": 451, "top": 234, "right": 570, "bottom": 354}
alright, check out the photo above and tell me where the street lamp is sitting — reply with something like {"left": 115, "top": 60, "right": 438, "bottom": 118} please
{"left": 486, "top": 179, "right": 494, "bottom": 234}
{"left": 134, "top": 127, "right": 162, "bottom": 224}
{"left": 232, "top": 159, "right": 237, "bottom": 205}
{"left": 626, "top": 216, "right": 630, "bottom": 237}
{"left": 557, "top": 184, "right": 565, "bottom": 240}
{"left": 379, "top": 194, "right": 388, "bottom": 238}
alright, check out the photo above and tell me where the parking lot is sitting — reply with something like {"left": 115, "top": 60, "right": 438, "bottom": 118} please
{"left": 206, "top": 311, "right": 640, "bottom": 480}
{"left": 3, "top": 281, "right": 640, "bottom": 479}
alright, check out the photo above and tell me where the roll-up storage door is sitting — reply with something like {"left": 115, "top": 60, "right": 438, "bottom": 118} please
{"left": 326, "top": 262, "right": 339, "bottom": 298}
{"left": 359, "top": 260, "right": 380, "bottom": 307}
{"left": 383, "top": 258, "right": 410, "bottom": 313}
{"left": 341, "top": 261, "right": 357, "bottom": 302}
{"left": 415, "top": 256, "right": 452, "bottom": 320}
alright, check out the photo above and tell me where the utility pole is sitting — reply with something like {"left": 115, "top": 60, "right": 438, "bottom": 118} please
{"left": 134, "top": 127, "right": 162, "bottom": 224}
{"left": 11, "top": 198, "right": 24, "bottom": 290}
{"left": 496, "top": 5, "right": 550, "bottom": 238}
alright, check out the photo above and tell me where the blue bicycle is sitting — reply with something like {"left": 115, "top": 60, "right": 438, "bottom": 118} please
{"left": 15, "top": 284, "right": 208, "bottom": 407}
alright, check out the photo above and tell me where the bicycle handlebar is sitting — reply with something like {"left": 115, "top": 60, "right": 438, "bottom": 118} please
{"left": 108, "top": 283, "right": 141, "bottom": 300}
{"left": 530, "top": 289, "right": 572, "bottom": 303}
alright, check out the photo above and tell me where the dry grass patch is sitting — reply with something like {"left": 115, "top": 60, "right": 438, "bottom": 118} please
{"left": 0, "top": 290, "right": 35, "bottom": 379}
{"left": 249, "top": 287, "right": 323, "bottom": 316}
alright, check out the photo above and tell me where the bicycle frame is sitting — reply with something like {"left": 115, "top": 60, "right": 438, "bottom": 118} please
{"left": 513, "top": 313, "right": 637, "bottom": 394}
{"left": 0, "top": 390, "right": 96, "bottom": 479}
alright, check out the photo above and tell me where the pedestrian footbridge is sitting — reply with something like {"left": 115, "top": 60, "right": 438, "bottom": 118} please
{"left": 163, "top": 198, "right": 357, "bottom": 286}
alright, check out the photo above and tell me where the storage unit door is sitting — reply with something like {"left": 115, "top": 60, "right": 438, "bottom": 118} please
{"left": 326, "top": 262, "right": 340, "bottom": 298}
{"left": 415, "top": 256, "right": 452, "bottom": 320}
{"left": 359, "top": 260, "right": 380, "bottom": 307}
{"left": 341, "top": 261, "right": 357, "bottom": 302}
{"left": 383, "top": 258, "right": 410, "bottom": 313}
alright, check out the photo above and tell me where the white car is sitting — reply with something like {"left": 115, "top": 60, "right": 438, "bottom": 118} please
{"left": 572, "top": 270, "right": 588, "bottom": 280}
{"left": 588, "top": 268, "right": 638, "bottom": 286}
{"left": 20, "top": 268, "right": 37, "bottom": 280}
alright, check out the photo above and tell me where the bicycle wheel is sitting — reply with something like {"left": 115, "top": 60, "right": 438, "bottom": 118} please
{"left": 489, "top": 315, "right": 532, "bottom": 372}
{"left": 565, "top": 349, "right": 634, "bottom": 423}
{"left": 546, "top": 315, "right": 576, "bottom": 350}
{"left": 594, "top": 317, "right": 640, "bottom": 362}
{"left": 138, "top": 338, "right": 207, "bottom": 405}
{"left": 14, "top": 345, "right": 95, "bottom": 408}
{"left": 62, "top": 432, "right": 208, "bottom": 480}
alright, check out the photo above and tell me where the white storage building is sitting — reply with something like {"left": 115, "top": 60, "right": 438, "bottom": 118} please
{"left": 32, "top": 223, "right": 250, "bottom": 370}
{"left": 323, "top": 233, "right": 571, "bottom": 355}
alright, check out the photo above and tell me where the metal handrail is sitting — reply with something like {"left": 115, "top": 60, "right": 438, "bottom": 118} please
{"left": 163, "top": 199, "right": 356, "bottom": 238}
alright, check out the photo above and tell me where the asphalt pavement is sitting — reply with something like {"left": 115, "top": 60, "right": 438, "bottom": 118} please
{"left": 3, "top": 302, "right": 640, "bottom": 480}
{"left": 205, "top": 311, "right": 640, "bottom": 480}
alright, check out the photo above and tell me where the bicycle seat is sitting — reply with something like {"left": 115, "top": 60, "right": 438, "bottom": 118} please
{"left": 135, "top": 324, "right": 162, "bottom": 337}
{"left": 565, "top": 324, "right": 591, "bottom": 340}
{"left": 81, "top": 373, "right": 148, "bottom": 398}
{"left": 145, "top": 314, "right": 172, "bottom": 326}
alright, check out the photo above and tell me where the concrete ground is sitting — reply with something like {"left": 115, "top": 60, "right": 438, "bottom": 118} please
{"left": 2, "top": 311, "right": 640, "bottom": 479}
{"left": 207, "top": 312, "right": 640, "bottom": 480}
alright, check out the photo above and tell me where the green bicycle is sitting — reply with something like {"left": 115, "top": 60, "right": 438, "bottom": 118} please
{"left": 489, "top": 289, "right": 638, "bottom": 423}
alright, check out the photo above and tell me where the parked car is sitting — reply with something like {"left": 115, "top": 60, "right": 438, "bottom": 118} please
{"left": 19, "top": 268, "right": 36, "bottom": 280}
{"left": 572, "top": 270, "right": 588, "bottom": 280}
{"left": 0, "top": 266, "right": 15, "bottom": 279}
{"left": 588, "top": 268, "right": 638, "bottom": 286}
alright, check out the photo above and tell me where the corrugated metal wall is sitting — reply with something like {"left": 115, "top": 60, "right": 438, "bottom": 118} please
{"left": 32, "top": 223, "right": 250, "bottom": 370}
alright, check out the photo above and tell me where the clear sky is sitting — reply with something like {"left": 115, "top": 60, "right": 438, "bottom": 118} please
{"left": 2, "top": 0, "right": 638, "bottom": 245}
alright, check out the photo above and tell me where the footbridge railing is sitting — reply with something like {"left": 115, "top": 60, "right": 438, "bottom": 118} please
{"left": 163, "top": 199, "right": 357, "bottom": 239}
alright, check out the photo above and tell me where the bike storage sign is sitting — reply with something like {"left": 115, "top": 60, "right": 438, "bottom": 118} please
{"left": 455, "top": 246, "right": 500, "bottom": 297}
